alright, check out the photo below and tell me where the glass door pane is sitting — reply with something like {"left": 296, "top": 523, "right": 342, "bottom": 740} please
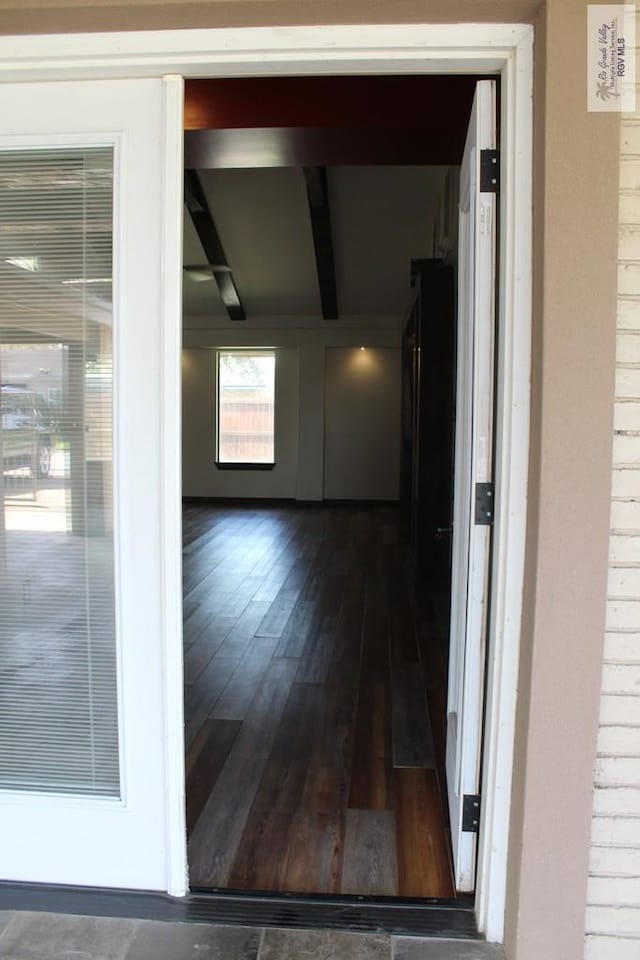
{"left": 0, "top": 148, "right": 119, "bottom": 796}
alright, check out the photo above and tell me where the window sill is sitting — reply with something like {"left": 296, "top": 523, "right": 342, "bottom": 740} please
{"left": 215, "top": 462, "right": 276, "bottom": 471}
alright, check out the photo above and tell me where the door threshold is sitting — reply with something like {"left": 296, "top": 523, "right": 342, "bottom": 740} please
{"left": 0, "top": 882, "right": 478, "bottom": 938}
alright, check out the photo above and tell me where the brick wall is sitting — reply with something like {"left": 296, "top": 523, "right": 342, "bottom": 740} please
{"left": 585, "top": 113, "right": 640, "bottom": 960}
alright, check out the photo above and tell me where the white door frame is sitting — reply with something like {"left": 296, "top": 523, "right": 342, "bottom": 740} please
{"left": 0, "top": 23, "right": 533, "bottom": 943}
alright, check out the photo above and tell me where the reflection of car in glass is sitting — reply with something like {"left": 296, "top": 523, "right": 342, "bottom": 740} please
{"left": 0, "top": 385, "right": 53, "bottom": 478}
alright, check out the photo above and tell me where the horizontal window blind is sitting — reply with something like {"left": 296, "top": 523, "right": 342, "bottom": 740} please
{"left": 0, "top": 148, "right": 119, "bottom": 797}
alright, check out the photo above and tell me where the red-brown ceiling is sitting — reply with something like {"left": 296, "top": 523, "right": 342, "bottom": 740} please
{"left": 184, "top": 76, "right": 489, "bottom": 167}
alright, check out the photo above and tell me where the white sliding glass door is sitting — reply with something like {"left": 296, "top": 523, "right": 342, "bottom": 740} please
{"left": 0, "top": 79, "right": 184, "bottom": 890}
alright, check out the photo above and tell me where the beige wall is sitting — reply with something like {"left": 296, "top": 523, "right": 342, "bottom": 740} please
{"left": 506, "top": 3, "right": 618, "bottom": 959}
{"left": 0, "top": 3, "right": 622, "bottom": 959}
{"left": 0, "top": 0, "right": 540, "bottom": 34}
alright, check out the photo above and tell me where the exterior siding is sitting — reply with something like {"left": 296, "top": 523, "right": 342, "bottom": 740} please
{"left": 585, "top": 111, "right": 640, "bottom": 959}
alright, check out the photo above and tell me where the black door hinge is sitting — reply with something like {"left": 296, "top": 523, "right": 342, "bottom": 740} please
{"left": 475, "top": 482, "right": 495, "bottom": 526}
{"left": 462, "top": 794, "right": 481, "bottom": 833}
{"left": 480, "top": 149, "right": 499, "bottom": 193}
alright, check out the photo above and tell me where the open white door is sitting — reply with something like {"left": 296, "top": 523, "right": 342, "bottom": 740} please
{"left": 0, "top": 78, "right": 185, "bottom": 891}
{"left": 446, "top": 79, "right": 497, "bottom": 893}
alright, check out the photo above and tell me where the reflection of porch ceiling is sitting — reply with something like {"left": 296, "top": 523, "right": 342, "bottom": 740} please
{"left": 0, "top": 150, "right": 113, "bottom": 342}
{"left": 0, "top": 263, "right": 112, "bottom": 343}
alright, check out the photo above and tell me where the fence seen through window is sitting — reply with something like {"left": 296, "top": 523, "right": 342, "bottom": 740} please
{"left": 217, "top": 350, "right": 275, "bottom": 464}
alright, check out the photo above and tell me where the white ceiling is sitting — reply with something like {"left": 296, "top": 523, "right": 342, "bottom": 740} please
{"left": 182, "top": 165, "right": 448, "bottom": 326}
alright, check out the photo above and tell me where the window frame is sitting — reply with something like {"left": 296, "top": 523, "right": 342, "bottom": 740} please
{"left": 214, "top": 347, "right": 277, "bottom": 470}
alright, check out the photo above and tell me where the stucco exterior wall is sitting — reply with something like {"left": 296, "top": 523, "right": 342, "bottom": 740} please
{"left": 0, "top": 3, "right": 623, "bottom": 960}
{"left": 0, "top": 0, "right": 540, "bottom": 33}
{"left": 504, "top": 4, "right": 618, "bottom": 958}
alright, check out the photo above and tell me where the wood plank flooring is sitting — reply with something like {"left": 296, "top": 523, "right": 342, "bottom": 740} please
{"left": 183, "top": 503, "right": 454, "bottom": 898}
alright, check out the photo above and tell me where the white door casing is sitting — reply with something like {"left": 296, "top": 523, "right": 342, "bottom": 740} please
{"left": 446, "top": 79, "right": 497, "bottom": 893}
{"left": 0, "top": 26, "right": 532, "bottom": 942}
{"left": 0, "top": 77, "right": 186, "bottom": 892}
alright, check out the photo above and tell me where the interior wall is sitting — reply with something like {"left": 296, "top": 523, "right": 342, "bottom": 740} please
{"left": 182, "top": 345, "right": 299, "bottom": 498}
{"left": 182, "top": 325, "right": 403, "bottom": 501}
{"left": 324, "top": 346, "right": 401, "bottom": 500}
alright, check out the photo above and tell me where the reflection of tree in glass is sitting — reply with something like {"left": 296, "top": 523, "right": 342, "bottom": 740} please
{"left": 220, "top": 353, "right": 273, "bottom": 387}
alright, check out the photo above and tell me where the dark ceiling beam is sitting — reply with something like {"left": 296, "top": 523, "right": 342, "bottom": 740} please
{"left": 184, "top": 169, "right": 245, "bottom": 322}
{"left": 303, "top": 166, "right": 337, "bottom": 321}
{"left": 184, "top": 126, "right": 469, "bottom": 170}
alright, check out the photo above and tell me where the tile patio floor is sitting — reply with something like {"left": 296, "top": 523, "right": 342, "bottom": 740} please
{"left": 0, "top": 911, "right": 503, "bottom": 960}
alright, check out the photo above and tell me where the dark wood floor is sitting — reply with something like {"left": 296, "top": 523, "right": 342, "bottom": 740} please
{"left": 183, "top": 502, "right": 454, "bottom": 898}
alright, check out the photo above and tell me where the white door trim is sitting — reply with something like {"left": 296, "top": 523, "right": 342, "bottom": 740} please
{"left": 0, "top": 23, "right": 533, "bottom": 942}
{"left": 159, "top": 74, "right": 188, "bottom": 900}
{"left": 0, "top": 24, "right": 533, "bottom": 80}
{"left": 475, "top": 38, "right": 533, "bottom": 939}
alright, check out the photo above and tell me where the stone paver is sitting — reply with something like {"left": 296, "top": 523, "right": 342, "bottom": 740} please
{"left": 0, "top": 911, "right": 139, "bottom": 960}
{"left": 124, "top": 919, "right": 261, "bottom": 960}
{"left": 259, "top": 928, "right": 391, "bottom": 960}
{"left": 392, "top": 936, "right": 504, "bottom": 959}
{"left": 0, "top": 911, "right": 16, "bottom": 938}
{"left": 0, "top": 912, "right": 504, "bottom": 960}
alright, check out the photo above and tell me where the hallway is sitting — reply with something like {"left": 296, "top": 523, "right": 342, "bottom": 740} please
{"left": 183, "top": 503, "right": 453, "bottom": 898}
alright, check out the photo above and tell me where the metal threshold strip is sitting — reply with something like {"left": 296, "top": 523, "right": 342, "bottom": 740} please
{"left": 0, "top": 882, "right": 478, "bottom": 938}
